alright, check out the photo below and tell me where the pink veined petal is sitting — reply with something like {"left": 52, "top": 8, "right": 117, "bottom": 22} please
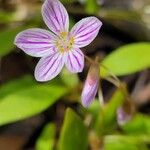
{"left": 42, "top": 0, "right": 69, "bottom": 35}
{"left": 70, "top": 17, "right": 102, "bottom": 48}
{"left": 14, "top": 28, "right": 57, "bottom": 57}
{"left": 81, "top": 79, "right": 99, "bottom": 107}
{"left": 65, "top": 48, "right": 84, "bottom": 73}
{"left": 34, "top": 52, "right": 65, "bottom": 81}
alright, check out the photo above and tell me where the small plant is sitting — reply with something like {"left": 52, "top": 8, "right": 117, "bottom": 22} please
{"left": 0, "top": 0, "right": 150, "bottom": 149}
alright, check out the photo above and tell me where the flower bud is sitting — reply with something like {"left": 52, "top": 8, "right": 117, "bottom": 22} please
{"left": 81, "top": 63, "right": 100, "bottom": 107}
{"left": 117, "top": 99, "right": 135, "bottom": 125}
{"left": 117, "top": 107, "right": 131, "bottom": 125}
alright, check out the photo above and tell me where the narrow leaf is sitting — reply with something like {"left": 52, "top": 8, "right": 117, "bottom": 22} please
{"left": 94, "top": 89, "right": 125, "bottom": 135}
{"left": 36, "top": 123, "right": 56, "bottom": 150}
{"left": 58, "top": 108, "right": 88, "bottom": 150}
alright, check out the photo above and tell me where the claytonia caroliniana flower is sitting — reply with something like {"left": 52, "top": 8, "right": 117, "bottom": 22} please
{"left": 14, "top": 0, "right": 102, "bottom": 81}
{"left": 81, "top": 62, "right": 100, "bottom": 107}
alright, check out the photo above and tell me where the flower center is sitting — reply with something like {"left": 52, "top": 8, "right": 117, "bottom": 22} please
{"left": 55, "top": 32, "right": 74, "bottom": 53}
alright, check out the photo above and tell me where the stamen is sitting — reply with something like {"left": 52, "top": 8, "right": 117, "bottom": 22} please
{"left": 60, "top": 32, "right": 67, "bottom": 38}
{"left": 55, "top": 33, "right": 75, "bottom": 53}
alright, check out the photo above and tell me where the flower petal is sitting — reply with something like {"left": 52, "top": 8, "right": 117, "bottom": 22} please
{"left": 81, "top": 79, "right": 99, "bottom": 107}
{"left": 65, "top": 48, "right": 84, "bottom": 73}
{"left": 34, "top": 52, "right": 65, "bottom": 81}
{"left": 14, "top": 28, "right": 57, "bottom": 57}
{"left": 70, "top": 17, "right": 102, "bottom": 48}
{"left": 42, "top": 0, "right": 69, "bottom": 35}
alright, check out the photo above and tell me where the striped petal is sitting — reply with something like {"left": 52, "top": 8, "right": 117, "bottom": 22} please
{"left": 14, "top": 28, "right": 57, "bottom": 57}
{"left": 34, "top": 52, "right": 65, "bottom": 81}
{"left": 70, "top": 17, "right": 102, "bottom": 48}
{"left": 42, "top": 0, "right": 69, "bottom": 35}
{"left": 65, "top": 48, "right": 84, "bottom": 73}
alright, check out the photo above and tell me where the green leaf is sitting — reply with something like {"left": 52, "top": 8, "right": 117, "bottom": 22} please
{"left": 87, "top": 100, "right": 102, "bottom": 128}
{"left": 36, "top": 123, "right": 56, "bottom": 150}
{"left": 0, "top": 79, "right": 67, "bottom": 126}
{"left": 122, "top": 114, "right": 150, "bottom": 135}
{"left": 100, "top": 43, "right": 150, "bottom": 77}
{"left": 60, "top": 68, "right": 79, "bottom": 88}
{"left": 0, "top": 75, "right": 36, "bottom": 99}
{"left": 87, "top": 100, "right": 101, "bottom": 118}
{"left": 0, "top": 27, "right": 25, "bottom": 57}
{"left": 103, "top": 89, "right": 125, "bottom": 126}
{"left": 58, "top": 108, "right": 88, "bottom": 150}
{"left": 0, "top": 75, "right": 60, "bottom": 99}
{"left": 94, "top": 89, "right": 125, "bottom": 135}
{"left": 104, "top": 135, "right": 150, "bottom": 150}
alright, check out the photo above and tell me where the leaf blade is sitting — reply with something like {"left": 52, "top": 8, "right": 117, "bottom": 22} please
{"left": 58, "top": 108, "right": 88, "bottom": 150}
{"left": 0, "top": 77, "right": 67, "bottom": 126}
{"left": 100, "top": 42, "right": 150, "bottom": 77}
{"left": 36, "top": 123, "right": 56, "bottom": 150}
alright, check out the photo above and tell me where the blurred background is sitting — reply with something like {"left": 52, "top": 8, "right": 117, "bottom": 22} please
{"left": 0, "top": 0, "right": 150, "bottom": 150}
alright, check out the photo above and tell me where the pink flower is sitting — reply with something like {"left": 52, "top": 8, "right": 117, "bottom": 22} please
{"left": 81, "top": 63, "right": 100, "bottom": 107}
{"left": 14, "top": 0, "right": 102, "bottom": 82}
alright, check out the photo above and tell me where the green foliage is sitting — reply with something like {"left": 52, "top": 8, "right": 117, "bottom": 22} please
{"left": 100, "top": 42, "right": 150, "bottom": 77}
{"left": 0, "top": 76, "right": 67, "bottom": 126}
{"left": 104, "top": 135, "right": 150, "bottom": 150}
{"left": 69, "top": 17, "right": 76, "bottom": 30}
{"left": 103, "top": 89, "right": 125, "bottom": 127}
{"left": 122, "top": 114, "right": 150, "bottom": 135}
{"left": 0, "top": 75, "right": 36, "bottom": 99}
{"left": 36, "top": 123, "right": 56, "bottom": 150}
{"left": 0, "top": 27, "right": 26, "bottom": 57}
{"left": 0, "top": 11, "right": 15, "bottom": 23}
{"left": 87, "top": 100, "right": 101, "bottom": 120}
{"left": 58, "top": 108, "right": 88, "bottom": 150}
{"left": 85, "top": 0, "right": 99, "bottom": 14}
{"left": 94, "top": 89, "right": 125, "bottom": 135}
{"left": 61, "top": 68, "right": 79, "bottom": 88}
{"left": 0, "top": 1, "right": 150, "bottom": 149}
{"left": 61, "top": 0, "right": 75, "bottom": 4}
{"left": 99, "top": 9, "right": 141, "bottom": 22}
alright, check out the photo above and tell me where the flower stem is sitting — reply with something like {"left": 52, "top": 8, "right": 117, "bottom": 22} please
{"left": 84, "top": 55, "right": 95, "bottom": 64}
{"left": 98, "top": 84, "right": 104, "bottom": 106}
